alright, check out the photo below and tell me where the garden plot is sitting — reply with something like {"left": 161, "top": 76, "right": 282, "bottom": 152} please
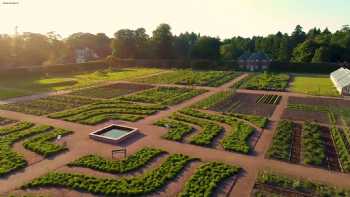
{"left": 0, "top": 122, "right": 72, "bottom": 176}
{"left": 69, "top": 82, "right": 154, "bottom": 99}
{"left": 48, "top": 100, "right": 166, "bottom": 125}
{"left": 0, "top": 95, "right": 99, "bottom": 116}
{"left": 256, "top": 94, "right": 281, "bottom": 105}
{"left": 267, "top": 120, "right": 348, "bottom": 173}
{"left": 282, "top": 96, "right": 350, "bottom": 125}
{"left": 21, "top": 148, "right": 242, "bottom": 197}
{"left": 133, "top": 69, "right": 241, "bottom": 87}
{"left": 121, "top": 86, "right": 206, "bottom": 106}
{"left": 210, "top": 92, "right": 277, "bottom": 117}
{"left": 252, "top": 170, "right": 350, "bottom": 197}
{"left": 155, "top": 108, "right": 266, "bottom": 154}
{"left": 235, "top": 72, "right": 290, "bottom": 91}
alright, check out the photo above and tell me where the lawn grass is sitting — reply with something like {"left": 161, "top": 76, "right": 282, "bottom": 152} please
{"left": 0, "top": 67, "right": 164, "bottom": 100}
{"left": 290, "top": 75, "right": 339, "bottom": 97}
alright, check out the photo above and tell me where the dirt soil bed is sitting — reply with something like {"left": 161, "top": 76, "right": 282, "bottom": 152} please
{"left": 253, "top": 183, "right": 313, "bottom": 197}
{"left": 290, "top": 123, "right": 302, "bottom": 164}
{"left": 210, "top": 93, "right": 276, "bottom": 117}
{"left": 282, "top": 110, "right": 330, "bottom": 124}
{"left": 320, "top": 126, "right": 341, "bottom": 172}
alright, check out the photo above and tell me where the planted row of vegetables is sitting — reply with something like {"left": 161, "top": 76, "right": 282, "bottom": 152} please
{"left": 0, "top": 125, "right": 52, "bottom": 176}
{"left": 154, "top": 119, "right": 193, "bottom": 141}
{"left": 254, "top": 170, "right": 350, "bottom": 196}
{"left": 134, "top": 69, "right": 240, "bottom": 87}
{"left": 221, "top": 122, "right": 254, "bottom": 154}
{"left": 302, "top": 122, "right": 326, "bottom": 166}
{"left": 48, "top": 100, "right": 165, "bottom": 125}
{"left": 23, "top": 128, "right": 73, "bottom": 157}
{"left": 238, "top": 73, "right": 290, "bottom": 91}
{"left": 256, "top": 94, "right": 281, "bottom": 105}
{"left": 0, "top": 122, "right": 34, "bottom": 136}
{"left": 329, "top": 127, "right": 350, "bottom": 173}
{"left": 68, "top": 148, "right": 165, "bottom": 173}
{"left": 171, "top": 113, "right": 223, "bottom": 146}
{"left": 22, "top": 154, "right": 195, "bottom": 196}
{"left": 121, "top": 87, "right": 206, "bottom": 106}
{"left": 0, "top": 95, "right": 98, "bottom": 116}
{"left": 266, "top": 120, "right": 293, "bottom": 161}
{"left": 191, "top": 90, "right": 235, "bottom": 110}
{"left": 179, "top": 162, "right": 240, "bottom": 197}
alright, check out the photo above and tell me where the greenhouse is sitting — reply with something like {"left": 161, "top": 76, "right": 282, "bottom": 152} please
{"left": 330, "top": 67, "right": 350, "bottom": 96}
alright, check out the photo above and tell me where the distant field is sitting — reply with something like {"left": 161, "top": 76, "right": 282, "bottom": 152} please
{"left": 290, "top": 75, "right": 339, "bottom": 97}
{"left": 0, "top": 67, "right": 164, "bottom": 100}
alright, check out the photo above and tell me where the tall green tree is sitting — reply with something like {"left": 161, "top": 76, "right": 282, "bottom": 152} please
{"left": 191, "top": 36, "right": 221, "bottom": 59}
{"left": 312, "top": 46, "right": 330, "bottom": 63}
{"left": 291, "top": 40, "right": 318, "bottom": 63}
{"left": 152, "top": 23, "right": 174, "bottom": 58}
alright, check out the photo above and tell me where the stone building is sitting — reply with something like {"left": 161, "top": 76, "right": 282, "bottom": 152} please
{"left": 238, "top": 52, "right": 272, "bottom": 71}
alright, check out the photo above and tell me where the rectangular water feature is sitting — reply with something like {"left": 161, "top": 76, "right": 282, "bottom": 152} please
{"left": 89, "top": 124, "right": 138, "bottom": 145}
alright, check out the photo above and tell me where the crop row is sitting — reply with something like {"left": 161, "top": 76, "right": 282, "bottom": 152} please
{"left": 179, "top": 162, "right": 240, "bottom": 197}
{"left": 23, "top": 128, "right": 73, "bottom": 157}
{"left": 121, "top": 87, "right": 206, "bottom": 106}
{"left": 255, "top": 170, "right": 350, "bottom": 196}
{"left": 0, "top": 116, "right": 16, "bottom": 126}
{"left": 154, "top": 119, "right": 193, "bottom": 141}
{"left": 48, "top": 100, "right": 165, "bottom": 125}
{"left": 329, "top": 127, "right": 350, "bottom": 172}
{"left": 239, "top": 73, "right": 290, "bottom": 91}
{"left": 0, "top": 122, "right": 34, "bottom": 136}
{"left": 176, "top": 108, "right": 256, "bottom": 154}
{"left": 68, "top": 148, "right": 165, "bottom": 173}
{"left": 302, "top": 122, "right": 326, "bottom": 166}
{"left": 171, "top": 113, "right": 223, "bottom": 146}
{"left": 266, "top": 120, "right": 293, "bottom": 161}
{"left": 256, "top": 95, "right": 281, "bottom": 105}
{"left": 22, "top": 154, "right": 195, "bottom": 196}
{"left": 0, "top": 125, "right": 52, "bottom": 176}
{"left": 221, "top": 122, "right": 254, "bottom": 154}
{"left": 134, "top": 70, "right": 240, "bottom": 87}
{"left": 0, "top": 95, "right": 98, "bottom": 116}
{"left": 191, "top": 90, "right": 235, "bottom": 110}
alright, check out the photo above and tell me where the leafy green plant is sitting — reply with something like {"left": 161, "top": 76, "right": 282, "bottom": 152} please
{"left": 239, "top": 73, "right": 290, "bottom": 91}
{"left": 256, "top": 170, "right": 350, "bottom": 196}
{"left": 0, "top": 125, "right": 52, "bottom": 176}
{"left": 266, "top": 120, "right": 293, "bottom": 161}
{"left": 23, "top": 128, "right": 73, "bottom": 157}
{"left": 192, "top": 90, "right": 235, "bottom": 110}
{"left": 23, "top": 154, "right": 195, "bottom": 196}
{"left": 302, "top": 122, "right": 325, "bottom": 166}
{"left": 68, "top": 148, "right": 165, "bottom": 173}
{"left": 179, "top": 162, "right": 240, "bottom": 197}
{"left": 0, "top": 122, "right": 34, "bottom": 136}
{"left": 329, "top": 127, "right": 350, "bottom": 172}
{"left": 221, "top": 122, "right": 254, "bottom": 154}
{"left": 155, "top": 119, "right": 193, "bottom": 141}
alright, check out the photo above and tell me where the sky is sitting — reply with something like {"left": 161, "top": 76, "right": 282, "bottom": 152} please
{"left": 0, "top": 0, "right": 349, "bottom": 39}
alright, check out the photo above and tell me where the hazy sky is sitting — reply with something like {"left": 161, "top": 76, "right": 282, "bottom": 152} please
{"left": 0, "top": 0, "right": 349, "bottom": 39}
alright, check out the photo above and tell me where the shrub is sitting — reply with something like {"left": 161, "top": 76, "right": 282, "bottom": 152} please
{"left": 266, "top": 120, "right": 293, "bottom": 161}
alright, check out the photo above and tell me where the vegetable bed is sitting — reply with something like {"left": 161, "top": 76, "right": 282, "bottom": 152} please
{"left": 68, "top": 148, "right": 165, "bottom": 173}
{"left": 154, "top": 119, "right": 193, "bottom": 141}
{"left": 23, "top": 154, "right": 195, "bottom": 196}
{"left": 256, "top": 95, "right": 281, "bottom": 105}
{"left": 266, "top": 120, "right": 293, "bottom": 161}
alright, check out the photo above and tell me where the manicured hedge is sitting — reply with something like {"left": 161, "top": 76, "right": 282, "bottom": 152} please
{"left": 0, "top": 125, "right": 52, "bottom": 176}
{"left": 171, "top": 113, "right": 223, "bottom": 146}
{"left": 266, "top": 120, "right": 293, "bottom": 161}
{"left": 23, "top": 154, "right": 195, "bottom": 196}
{"left": 256, "top": 170, "right": 350, "bottom": 196}
{"left": 302, "top": 122, "right": 325, "bottom": 166}
{"left": 154, "top": 119, "right": 193, "bottom": 141}
{"left": 68, "top": 148, "right": 165, "bottom": 173}
{"left": 179, "top": 162, "right": 240, "bottom": 197}
{"left": 0, "top": 122, "right": 34, "bottom": 136}
{"left": 23, "top": 128, "right": 73, "bottom": 157}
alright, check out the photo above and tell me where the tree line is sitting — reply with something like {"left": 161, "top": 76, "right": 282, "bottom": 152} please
{"left": 0, "top": 24, "right": 349, "bottom": 67}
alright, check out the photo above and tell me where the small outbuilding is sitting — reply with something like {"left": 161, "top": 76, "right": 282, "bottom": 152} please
{"left": 330, "top": 67, "right": 350, "bottom": 96}
{"left": 238, "top": 52, "right": 272, "bottom": 71}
